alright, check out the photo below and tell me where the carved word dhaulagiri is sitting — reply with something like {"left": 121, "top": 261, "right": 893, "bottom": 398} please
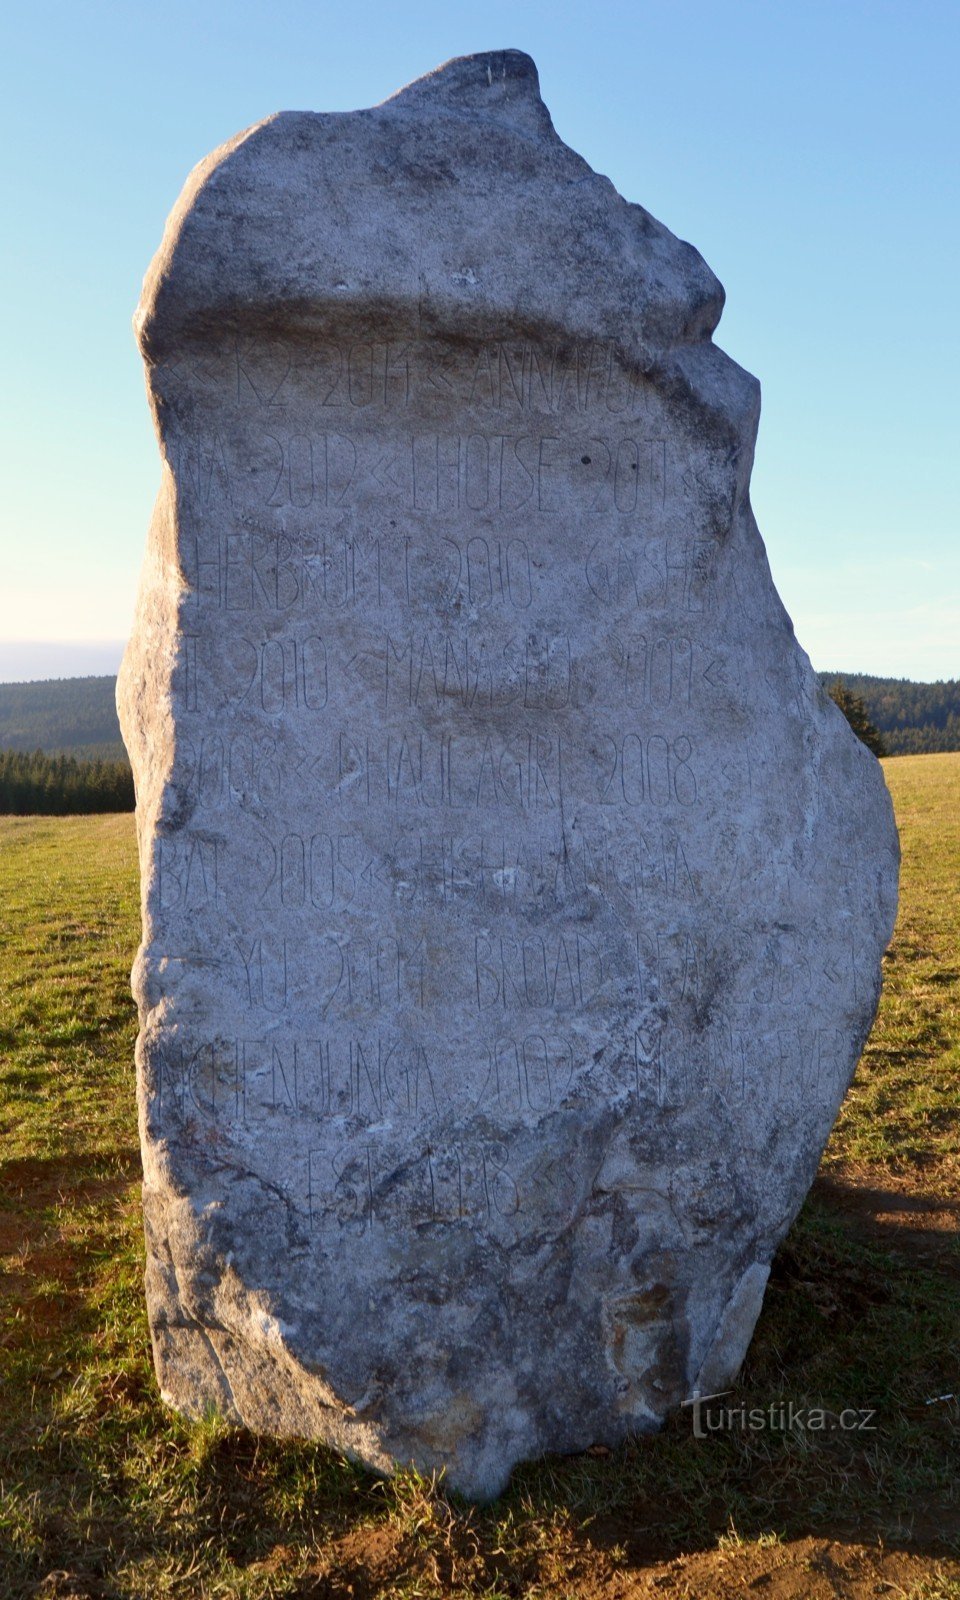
{"left": 119, "top": 50, "right": 899, "bottom": 1499}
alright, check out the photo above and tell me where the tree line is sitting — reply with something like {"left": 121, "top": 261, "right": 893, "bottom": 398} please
{"left": 0, "top": 750, "right": 134, "bottom": 814}
{"left": 816, "top": 672, "right": 960, "bottom": 755}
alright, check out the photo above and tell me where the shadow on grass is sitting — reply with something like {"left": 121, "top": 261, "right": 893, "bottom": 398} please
{"left": 0, "top": 1148, "right": 140, "bottom": 1356}
{"left": 814, "top": 1171, "right": 960, "bottom": 1277}
{"left": 2, "top": 1182, "right": 959, "bottom": 1599}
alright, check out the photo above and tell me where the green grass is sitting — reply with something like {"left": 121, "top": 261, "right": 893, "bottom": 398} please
{"left": 828, "top": 754, "right": 960, "bottom": 1179}
{"left": 0, "top": 764, "right": 959, "bottom": 1599}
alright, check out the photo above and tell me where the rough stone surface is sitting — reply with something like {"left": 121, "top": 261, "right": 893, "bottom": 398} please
{"left": 118, "top": 49, "right": 900, "bottom": 1499}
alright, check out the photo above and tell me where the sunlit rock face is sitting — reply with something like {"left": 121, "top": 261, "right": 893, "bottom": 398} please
{"left": 118, "top": 49, "right": 899, "bottom": 1500}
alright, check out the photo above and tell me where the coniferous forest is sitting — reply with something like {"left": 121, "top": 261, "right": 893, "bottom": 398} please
{"left": 0, "top": 749, "right": 134, "bottom": 814}
{"left": 816, "top": 672, "right": 960, "bottom": 754}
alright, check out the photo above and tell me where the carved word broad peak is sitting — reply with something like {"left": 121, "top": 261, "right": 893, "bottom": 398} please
{"left": 119, "top": 49, "right": 899, "bottom": 1499}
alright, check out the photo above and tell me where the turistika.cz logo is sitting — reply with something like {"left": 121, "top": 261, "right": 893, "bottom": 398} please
{"left": 681, "top": 1391, "right": 878, "bottom": 1440}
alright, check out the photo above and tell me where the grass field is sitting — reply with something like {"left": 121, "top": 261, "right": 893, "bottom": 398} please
{"left": 0, "top": 756, "right": 958, "bottom": 1599}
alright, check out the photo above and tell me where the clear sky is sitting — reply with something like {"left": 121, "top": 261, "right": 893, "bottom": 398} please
{"left": 1, "top": 0, "right": 957, "bottom": 681}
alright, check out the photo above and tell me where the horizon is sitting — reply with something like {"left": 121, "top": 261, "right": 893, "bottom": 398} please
{"left": 1, "top": 644, "right": 958, "bottom": 690}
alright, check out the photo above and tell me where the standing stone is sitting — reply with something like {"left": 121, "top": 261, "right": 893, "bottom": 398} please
{"left": 118, "top": 49, "right": 899, "bottom": 1499}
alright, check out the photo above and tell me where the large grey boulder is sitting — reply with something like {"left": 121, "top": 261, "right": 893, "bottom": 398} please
{"left": 118, "top": 49, "right": 899, "bottom": 1499}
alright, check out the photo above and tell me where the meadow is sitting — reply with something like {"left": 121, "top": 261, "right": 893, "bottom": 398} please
{"left": 0, "top": 755, "right": 958, "bottom": 1599}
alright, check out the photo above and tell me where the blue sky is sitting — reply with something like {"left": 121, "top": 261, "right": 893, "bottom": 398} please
{"left": 1, "top": 0, "right": 957, "bottom": 680}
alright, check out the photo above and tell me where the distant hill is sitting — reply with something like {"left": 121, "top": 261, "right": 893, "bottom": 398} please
{"left": 0, "top": 676, "right": 125, "bottom": 762}
{"left": 817, "top": 673, "right": 960, "bottom": 755}
{"left": 1, "top": 671, "right": 958, "bottom": 763}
